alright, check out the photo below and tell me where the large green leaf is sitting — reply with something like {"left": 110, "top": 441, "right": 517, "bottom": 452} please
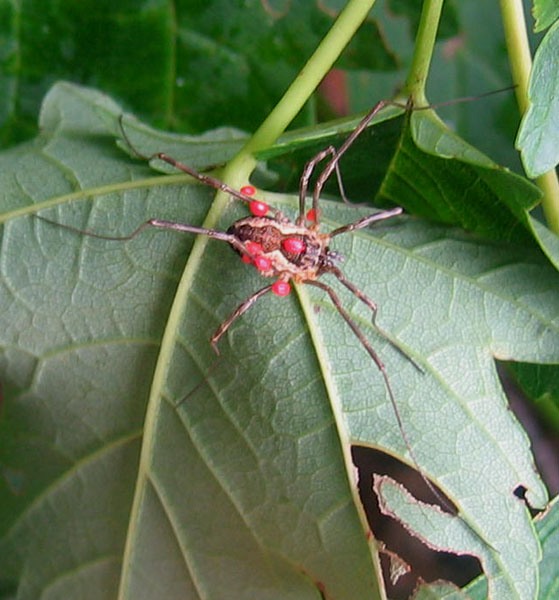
{"left": 0, "top": 84, "right": 557, "bottom": 599}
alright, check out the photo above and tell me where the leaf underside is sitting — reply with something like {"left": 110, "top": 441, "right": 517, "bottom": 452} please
{"left": 0, "top": 83, "right": 557, "bottom": 600}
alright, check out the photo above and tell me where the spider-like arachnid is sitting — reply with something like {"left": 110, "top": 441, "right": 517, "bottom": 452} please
{"left": 37, "top": 94, "right": 476, "bottom": 529}
{"left": 40, "top": 100, "right": 424, "bottom": 473}
{"left": 112, "top": 100, "right": 420, "bottom": 410}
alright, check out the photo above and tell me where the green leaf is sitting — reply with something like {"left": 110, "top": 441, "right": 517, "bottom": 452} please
{"left": 1, "top": 0, "right": 522, "bottom": 168}
{"left": 388, "top": 109, "right": 539, "bottom": 240}
{"left": 517, "top": 19, "right": 559, "bottom": 177}
{"left": 0, "top": 0, "right": 397, "bottom": 145}
{"left": 266, "top": 105, "right": 541, "bottom": 243}
{"left": 464, "top": 494, "right": 559, "bottom": 599}
{"left": 415, "top": 581, "right": 470, "bottom": 600}
{"left": 536, "top": 495, "right": 559, "bottom": 597}
{"left": 365, "top": 2, "right": 522, "bottom": 170}
{"left": 528, "top": 216, "right": 559, "bottom": 271}
{"left": 1, "top": 83, "right": 557, "bottom": 599}
{"left": 375, "top": 477, "right": 532, "bottom": 600}
{"left": 533, "top": 0, "right": 559, "bottom": 32}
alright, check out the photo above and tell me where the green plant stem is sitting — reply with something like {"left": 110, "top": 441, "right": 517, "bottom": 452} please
{"left": 535, "top": 169, "right": 559, "bottom": 234}
{"left": 223, "top": 0, "right": 377, "bottom": 187}
{"left": 403, "top": 0, "right": 444, "bottom": 105}
{"left": 500, "top": 0, "right": 531, "bottom": 114}
{"left": 500, "top": 0, "right": 559, "bottom": 232}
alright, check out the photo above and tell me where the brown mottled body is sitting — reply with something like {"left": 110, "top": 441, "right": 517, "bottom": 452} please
{"left": 227, "top": 216, "right": 334, "bottom": 281}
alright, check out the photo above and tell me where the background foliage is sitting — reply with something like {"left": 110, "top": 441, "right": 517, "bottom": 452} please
{"left": 1, "top": 1, "right": 559, "bottom": 599}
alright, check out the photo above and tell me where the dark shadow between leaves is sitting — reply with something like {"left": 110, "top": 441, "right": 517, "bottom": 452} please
{"left": 352, "top": 446, "right": 481, "bottom": 600}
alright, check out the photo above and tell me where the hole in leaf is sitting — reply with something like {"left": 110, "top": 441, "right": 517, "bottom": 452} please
{"left": 513, "top": 485, "right": 527, "bottom": 501}
{"left": 353, "top": 447, "right": 481, "bottom": 599}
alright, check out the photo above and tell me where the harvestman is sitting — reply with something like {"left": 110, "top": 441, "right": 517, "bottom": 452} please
{"left": 134, "top": 99, "right": 502, "bottom": 532}
{"left": 106, "top": 101, "right": 422, "bottom": 440}
{"left": 39, "top": 89, "right": 515, "bottom": 555}
{"left": 41, "top": 100, "right": 444, "bottom": 506}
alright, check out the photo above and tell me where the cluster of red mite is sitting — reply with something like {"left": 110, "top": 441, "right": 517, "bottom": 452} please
{"left": 238, "top": 184, "right": 316, "bottom": 297}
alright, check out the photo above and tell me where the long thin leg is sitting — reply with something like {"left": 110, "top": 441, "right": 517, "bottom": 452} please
{"left": 311, "top": 100, "right": 392, "bottom": 209}
{"left": 119, "top": 117, "right": 251, "bottom": 203}
{"left": 156, "top": 153, "right": 256, "bottom": 206}
{"left": 305, "top": 279, "right": 389, "bottom": 377}
{"left": 149, "top": 219, "right": 253, "bottom": 256}
{"left": 298, "top": 147, "right": 333, "bottom": 224}
{"left": 175, "top": 356, "right": 225, "bottom": 408}
{"left": 304, "top": 279, "right": 454, "bottom": 514}
{"left": 153, "top": 153, "right": 284, "bottom": 220}
{"left": 327, "top": 204, "right": 418, "bottom": 368}
{"left": 299, "top": 100, "right": 405, "bottom": 225}
{"left": 298, "top": 99, "right": 407, "bottom": 226}
{"left": 36, "top": 214, "right": 244, "bottom": 247}
{"left": 329, "top": 207, "right": 403, "bottom": 238}
{"left": 297, "top": 146, "right": 350, "bottom": 226}
{"left": 118, "top": 117, "right": 286, "bottom": 221}
{"left": 326, "top": 264, "right": 422, "bottom": 373}
{"left": 36, "top": 214, "right": 263, "bottom": 266}
{"left": 210, "top": 284, "right": 275, "bottom": 353}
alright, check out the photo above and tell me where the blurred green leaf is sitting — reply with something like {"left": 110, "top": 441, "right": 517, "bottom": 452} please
{"left": 0, "top": 0, "right": 398, "bottom": 146}
{"left": 345, "top": 2, "right": 522, "bottom": 171}
{"left": 0, "top": 82, "right": 556, "bottom": 600}
{"left": 0, "top": 0, "right": 524, "bottom": 173}
{"left": 533, "top": 0, "right": 559, "bottom": 32}
{"left": 517, "top": 19, "right": 559, "bottom": 177}
{"left": 0, "top": 0, "right": 175, "bottom": 144}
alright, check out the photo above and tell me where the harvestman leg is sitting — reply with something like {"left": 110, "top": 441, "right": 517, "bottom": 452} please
{"left": 118, "top": 116, "right": 288, "bottom": 222}
{"left": 326, "top": 264, "right": 422, "bottom": 373}
{"left": 152, "top": 153, "right": 286, "bottom": 223}
{"left": 297, "top": 146, "right": 349, "bottom": 225}
{"left": 328, "top": 206, "right": 423, "bottom": 371}
{"left": 311, "top": 100, "right": 392, "bottom": 208}
{"left": 305, "top": 278, "right": 456, "bottom": 514}
{"left": 44, "top": 205, "right": 278, "bottom": 358}
{"left": 328, "top": 206, "right": 403, "bottom": 237}
{"left": 210, "top": 284, "right": 275, "bottom": 353}
{"left": 36, "top": 215, "right": 252, "bottom": 258}
{"left": 297, "top": 100, "right": 394, "bottom": 226}
{"left": 303, "top": 280, "right": 408, "bottom": 438}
